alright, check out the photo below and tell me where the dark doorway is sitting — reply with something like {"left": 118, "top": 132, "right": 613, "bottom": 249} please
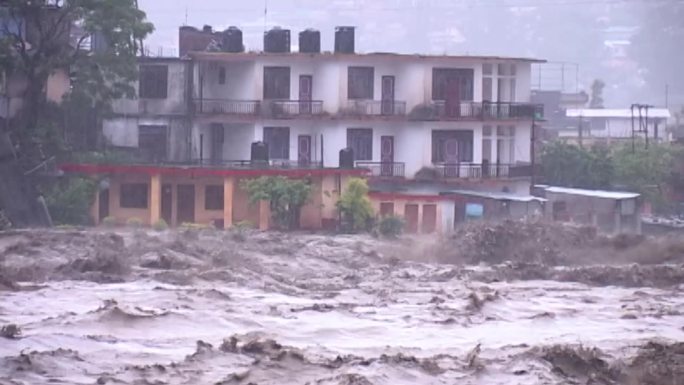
{"left": 161, "top": 184, "right": 173, "bottom": 225}
{"left": 98, "top": 189, "right": 109, "bottom": 223}
{"left": 422, "top": 204, "right": 437, "bottom": 234}
{"left": 405, "top": 204, "right": 419, "bottom": 234}
{"left": 138, "top": 125, "right": 168, "bottom": 163}
{"left": 380, "top": 136, "right": 394, "bottom": 176}
{"left": 298, "top": 135, "right": 312, "bottom": 165}
{"left": 176, "top": 184, "right": 195, "bottom": 224}
{"left": 381, "top": 76, "right": 395, "bottom": 115}
{"left": 210, "top": 124, "right": 224, "bottom": 164}
{"left": 299, "top": 75, "right": 312, "bottom": 114}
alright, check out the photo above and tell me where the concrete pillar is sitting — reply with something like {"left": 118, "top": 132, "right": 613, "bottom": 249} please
{"left": 91, "top": 190, "right": 100, "bottom": 225}
{"left": 223, "top": 177, "right": 234, "bottom": 228}
{"left": 150, "top": 173, "right": 161, "bottom": 225}
{"left": 417, "top": 203, "right": 424, "bottom": 234}
{"left": 614, "top": 210, "right": 622, "bottom": 234}
{"left": 258, "top": 200, "right": 270, "bottom": 231}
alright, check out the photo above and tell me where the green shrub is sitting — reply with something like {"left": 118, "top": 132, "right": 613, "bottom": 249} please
{"left": 102, "top": 216, "right": 117, "bottom": 227}
{"left": 241, "top": 176, "right": 312, "bottom": 230}
{"left": 43, "top": 177, "right": 97, "bottom": 226}
{"left": 126, "top": 217, "right": 144, "bottom": 228}
{"left": 153, "top": 219, "right": 169, "bottom": 231}
{"left": 377, "top": 215, "right": 404, "bottom": 238}
{"left": 336, "top": 178, "right": 374, "bottom": 233}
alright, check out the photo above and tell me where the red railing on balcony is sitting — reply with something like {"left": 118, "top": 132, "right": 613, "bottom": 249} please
{"left": 263, "top": 100, "right": 324, "bottom": 118}
{"left": 355, "top": 162, "right": 406, "bottom": 178}
{"left": 172, "top": 159, "right": 325, "bottom": 169}
{"left": 345, "top": 100, "right": 407, "bottom": 116}
{"left": 193, "top": 99, "right": 260, "bottom": 115}
{"left": 434, "top": 163, "right": 532, "bottom": 179}
{"left": 419, "top": 101, "right": 543, "bottom": 121}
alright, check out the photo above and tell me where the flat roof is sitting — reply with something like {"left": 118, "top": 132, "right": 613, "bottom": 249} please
{"left": 442, "top": 189, "right": 547, "bottom": 203}
{"left": 542, "top": 186, "right": 640, "bottom": 200}
{"left": 188, "top": 51, "right": 546, "bottom": 63}
{"left": 566, "top": 108, "right": 671, "bottom": 119}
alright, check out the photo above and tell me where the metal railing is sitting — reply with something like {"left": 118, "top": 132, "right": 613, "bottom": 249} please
{"left": 434, "top": 163, "right": 532, "bottom": 179}
{"left": 263, "top": 100, "right": 324, "bottom": 118}
{"left": 428, "top": 101, "right": 543, "bottom": 120}
{"left": 184, "top": 159, "right": 325, "bottom": 169}
{"left": 345, "top": 100, "right": 407, "bottom": 116}
{"left": 355, "top": 161, "right": 406, "bottom": 178}
{"left": 193, "top": 99, "right": 260, "bottom": 115}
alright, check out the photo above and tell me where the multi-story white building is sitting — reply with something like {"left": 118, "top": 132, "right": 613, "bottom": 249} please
{"left": 104, "top": 26, "right": 544, "bottom": 191}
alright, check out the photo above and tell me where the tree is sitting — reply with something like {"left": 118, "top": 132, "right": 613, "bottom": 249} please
{"left": 336, "top": 178, "right": 374, "bottom": 233}
{"left": 241, "top": 176, "right": 312, "bottom": 230}
{"left": 589, "top": 79, "right": 605, "bottom": 108}
{"left": 612, "top": 143, "right": 676, "bottom": 209}
{"left": 541, "top": 141, "right": 613, "bottom": 189}
{"left": 0, "top": 0, "right": 153, "bottom": 158}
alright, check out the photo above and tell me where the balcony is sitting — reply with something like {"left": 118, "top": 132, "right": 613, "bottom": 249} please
{"left": 356, "top": 162, "right": 406, "bottom": 178}
{"left": 183, "top": 159, "right": 325, "bottom": 169}
{"left": 193, "top": 99, "right": 260, "bottom": 115}
{"left": 434, "top": 163, "right": 533, "bottom": 179}
{"left": 344, "top": 100, "right": 407, "bottom": 117}
{"left": 410, "top": 101, "right": 543, "bottom": 121}
{"left": 262, "top": 100, "right": 324, "bottom": 119}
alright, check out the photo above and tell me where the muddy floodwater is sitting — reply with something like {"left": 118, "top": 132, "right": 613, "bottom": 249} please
{"left": 1, "top": 225, "right": 683, "bottom": 384}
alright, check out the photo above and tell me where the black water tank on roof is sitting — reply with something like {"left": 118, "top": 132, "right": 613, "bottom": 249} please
{"left": 339, "top": 148, "right": 355, "bottom": 169}
{"left": 222, "top": 26, "right": 244, "bottom": 53}
{"left": 299, "top": 29, "right": 320, "bottom": 53}
{"left": 251, "top": 141, "right": 269, "bottom": 162}
{"left": 264, "top": 27, "right": 290, "bottom": 53}
{"left": 335, "top": 26, "right": 355, "bottom": 54}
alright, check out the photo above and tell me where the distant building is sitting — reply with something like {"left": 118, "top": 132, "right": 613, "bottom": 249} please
{"left": 559, "top": 108, "right": 672, "bottom": 145}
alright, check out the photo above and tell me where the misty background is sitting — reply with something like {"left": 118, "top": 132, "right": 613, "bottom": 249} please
{"left": 138, "top": 0, "right": 683, "bottom": 110}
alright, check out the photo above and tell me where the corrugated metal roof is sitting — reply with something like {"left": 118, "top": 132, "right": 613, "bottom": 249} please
{"left": 443, "top": 189, "right": 547, "bottom": 203}
{"left": 543, "top": 186, "right": 640, "bottom": 200}
{"left": 566, "top": 109, "right": 671, "bottom": 119}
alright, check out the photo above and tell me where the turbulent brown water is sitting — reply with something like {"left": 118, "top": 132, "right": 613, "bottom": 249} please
{"left": 0, "top": 227, "right": 683, "bottom": 385}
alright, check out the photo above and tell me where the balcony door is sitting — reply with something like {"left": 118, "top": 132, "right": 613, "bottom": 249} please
{"left": 381, "top": 76, "right": 395, "bottom": 115}
{"left": 299, "top": 75, "right": 312, "bottom": 114}
{"left": 298, "top": 135, "right": 312, "bottom": 165}
{"left": 380, "top": 136, "right": 394, "bottom": 176}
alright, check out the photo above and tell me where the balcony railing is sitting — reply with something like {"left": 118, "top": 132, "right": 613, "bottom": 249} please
{"left": 434, "top": 163, "right": 532, "bottom": 179}
{"left": 411, "top": 101, "right": 543, "bottom": 121}
{"left": 263, "top": 100, "right": 324, "bottom": 118}
{"left": 344, "top": 100, "right": 407, "bottom": 117}
{"left": 356, "top": 161, "right": 406, "bottom": 178}
{"left": 193, "top": 99, "right": 260, "bottom": 115}
{"left": 184, "top": 159, "right": 325, "bottom": 169}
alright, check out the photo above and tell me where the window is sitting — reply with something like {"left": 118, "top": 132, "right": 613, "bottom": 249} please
{"left": 497, "top": 63, "right": 517, "bottom": 103}
{"left": 205, "top": 185, "right": 224, "bottom": 211}
{"left": 120, "top": 183, "right": 148, "bottom": 209}
{"left": 347, "top": 128, "right": 373, "bottom": 161}
{"left": 496, "top": 125, "right": 516, "bottom": 164}
{"left": 482, "top": 64, "right": 494, "bottom": 102}
{"left": 139, "top": 65, "right": 168, "bottom": 99}
{"left": 482, "top": 126, "right": 493, "bottom": 163}
{"left": 263, "top": 127, "right": 290, "bottom": 160}
{"left": 431, "top": 130, "right": 473, "bottom": 163}
{"left": 432, "top": 68, "right": 474, "bottom": 101}
{"left": 0, "top": 70, "right": 6, "bottom": 95}
{"left": 218, "top": 67, "right": 226, "bottom": 85}
{"left": 348, "top": 67, "right": 374, "bottom": 99}
{"left": 263, "top": 67, "right": 290, "bottom": 99}
{"left": 138, "top": 125, "right": 167, "bottom": 162}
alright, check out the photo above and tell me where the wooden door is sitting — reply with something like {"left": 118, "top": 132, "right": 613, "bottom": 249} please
{"left": 381, "top": 76, "right": 395, "bottom": 115}
{"left": 405, "top": 204, "right": 419, "bottom": 234}
{"left": 445, "top": 79, "right": 461, "bottom": 117}
{"left": 176, "top": 184, "right": 195, "bottom": 224}
{"left": 443, "top": 138, "right": 460, "bottom": 177}
{"left": 210, "top": 123, "right": 224, "bottom": 164}
{"left": 298, "top": 135, "right": 312, "bottom": 165}
{"left": 380, "top": 136, "right": 394, "bottom": 176}
{"left": 161, "top": 184, "right": 173, "bottom": 225}
{"left": 422, "top": 204, "right": 437, "bottom": 234}
{"left": 299, "top": 75, "right": 312, "bottom": 114}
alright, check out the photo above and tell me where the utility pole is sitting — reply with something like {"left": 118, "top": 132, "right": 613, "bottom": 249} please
{"left": 631, "top": 104, "right": 636, "bottom": 153}
{"left": 530, "top": 115, "right": 536, "bottom": 193}
{"left": 578, "top": 115, "right": 583, "bottom": 148}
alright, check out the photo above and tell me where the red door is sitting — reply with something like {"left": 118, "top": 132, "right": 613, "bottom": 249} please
{"left": 405, "top": 204, "right": 419, "bottom": 234}
{"left": 299, "top": 75, "right": 312, "bottom": 114}
{"left": 380, "top": 136, "right": 394, "bottom": 176}
{"left": 381, "top": 76, "right": 395, "bottom": 115}
{"left": 443, "top": 138, "right": 460, "bottom": 177}
{"left": 422, "top": 204, "right": 437, "bottom": 234}
{"left": 298, "top": 135, "right": 312, "bottom": 165}
{"left": 445, "top": 79, "right": 461, "bottom": 117}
